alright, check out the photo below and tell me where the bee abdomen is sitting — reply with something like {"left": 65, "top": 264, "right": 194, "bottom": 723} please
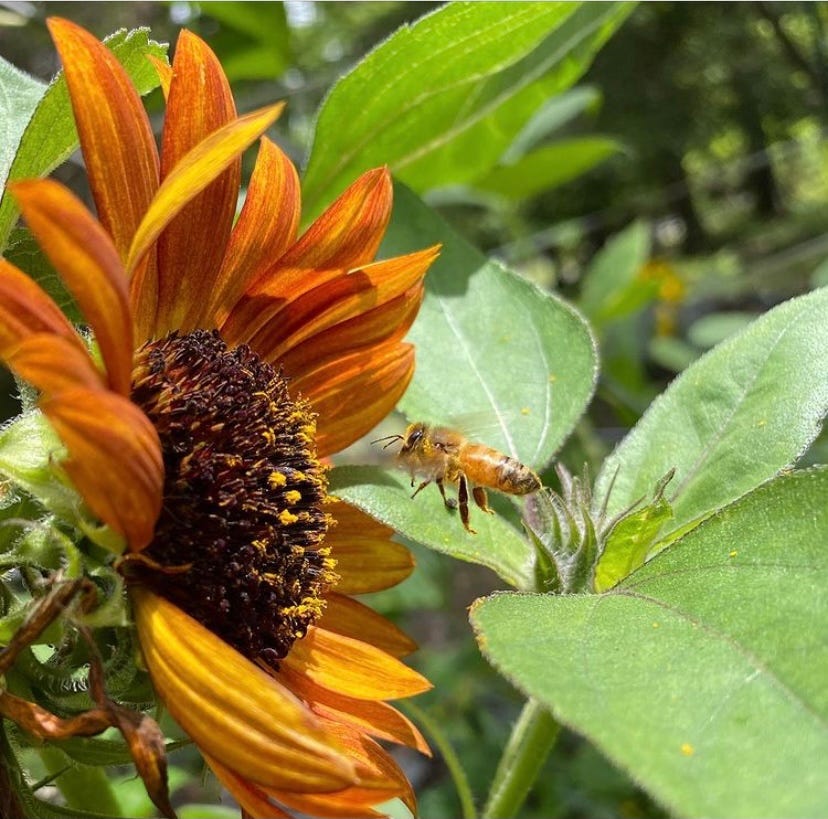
{"left": 464, "top": 445, "right": 541, "bottom": 495}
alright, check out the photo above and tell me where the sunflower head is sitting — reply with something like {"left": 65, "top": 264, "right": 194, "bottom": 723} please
{"left": 0, "top": 16, "right": 437, "bottom": 819}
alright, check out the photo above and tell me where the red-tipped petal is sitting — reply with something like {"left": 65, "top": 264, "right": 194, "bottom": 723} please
{"left": 244, "top": 246, "right": 437, "bottom": 365}
{"left": 0, "top": 259, "right": 83, "bottom": 355}
{"left": 6, "top": 334, "right": 105, "bottom": 395}
{"left": 47, "top": 17, "right": 159, "bottom": 263}
{"left": 155, "top": 29, "right": 239, "bottom": 333}
{"left": 279, "top": 284, "right": 423, "bottom": 379}
{"left": 11, "top": 179, "right": 133, "bottom": 395}
{"left": 222, "top": 167, "right": 393, "bottom": 346}
{"left": 212, "top": 138, "right": 301, "bottom": 320}
{"left": 125, "top": 103, "right": 285, "bottom": 310}
{"left": 41, "top": 388, "right": 163, "bottom": 551}
{"left": 291, "top": 342, "right": 415, "bottom": 457}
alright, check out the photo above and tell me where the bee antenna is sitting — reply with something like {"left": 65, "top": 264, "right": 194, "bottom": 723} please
{"left": 370, "top": 434, "right": 403, "bottom": 450}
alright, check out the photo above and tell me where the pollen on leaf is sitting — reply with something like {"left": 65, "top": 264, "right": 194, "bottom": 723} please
{"left": 680, "top": 742, "right": 695, "bottom": 756}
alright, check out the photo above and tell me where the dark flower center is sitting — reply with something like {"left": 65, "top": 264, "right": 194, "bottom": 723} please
{"left": 128, "top": 330, "right": 336, "bottom": 667}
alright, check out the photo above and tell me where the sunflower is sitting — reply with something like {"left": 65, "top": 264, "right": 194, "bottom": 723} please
{"left": 1, "top": 18, "right": 437, "bottom": 818}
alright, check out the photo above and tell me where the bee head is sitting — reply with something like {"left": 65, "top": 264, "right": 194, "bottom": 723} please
{"left": 401, "top": 423, "right": 426, "bottom": 454}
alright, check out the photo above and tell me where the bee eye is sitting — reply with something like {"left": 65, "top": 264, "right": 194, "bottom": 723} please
{"left": 410, "top": 428, "right": 423, "bottom": 445}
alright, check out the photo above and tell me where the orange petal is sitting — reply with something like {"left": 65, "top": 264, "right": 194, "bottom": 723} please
{"left": 281, "top": 666, "right": 429, "bottom": 755}
{"left": 6, "top": 334, "right": 104, "bottom": 394}
{"left": 204, "top": 756, "right": 292, "bottom": 819}
{"left": 211, "top": 138, "right": 301, "bottom": 321}
{"left": 0, "top": 259, "right": 82, "bottom": 355}
{"left": 130, "top": 588, "right": 358, "bottom": 792}
{"left": 11, "top": 179, "right": 133, "bottom": 395}
{"left": 292, "top": 342, "right": 415, "bottom": 457}
{"left": 245, "top": 246, "right": 437, "bottom": 365}
{"left": 279, "top": 284, "right": 423, "bottom": 379}
{"left": 282, "top": 626, "right": 431, "bottom": 701}
{"left": 125, "top": 103, "right": 285, "bottom": 298}
{"left": 320, "top": 594, "right": 417, "bottom": 659}
{"left": 270, "top": 724, "right": 416, "bottom": 816}
{"left": 325, "top": 502, "right": 413, "bottom": 595}
{"left": 47, "top": 17, "right": 159, "bottom": 263}
{"left": 147, "top": 55, "right": 172, "bottom": 100}
{"left": 155, "top": 29, "right": 239, "bottom": 334}
{"left": 41, "top": 388, "right": 162, "bottom": 551}
{"left": 269, "top": 786, "right": 390, "bottom": 819}
{"left": 221, "top": 167, "right": 393, "bottom": 347}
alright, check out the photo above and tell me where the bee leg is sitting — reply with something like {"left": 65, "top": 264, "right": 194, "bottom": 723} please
{"left": 410, "top": 480, "right": 431, "bottom": 499}
{"left": 436, "top": 478, "right": 458, "bottom": 511}
{"left": 472, "top": 486, "right": 495, "bottom": 515}
{"left": 457, "top": 474, "right": 477, "bottom": 534}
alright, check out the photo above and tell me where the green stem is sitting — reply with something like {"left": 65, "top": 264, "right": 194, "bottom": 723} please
{"left": 483, "top": 698, "right": 561, "bottom": 819}
{"left": 401, "top": 700, "right": 477, "bottom": 819}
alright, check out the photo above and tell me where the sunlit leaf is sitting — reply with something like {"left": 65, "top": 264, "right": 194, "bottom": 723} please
{"left": 330, "top": 466, "right": 535, "bottom": 590}
{"left": 383, "top": 183, "right": 598, "bottom": 469}
{"left": 472, "top": 468, "right": 828, "bottom": 818}
{"left": 303, "top": 2, "right": 634, "bottom": 218}
{"left": 0, "top": 28, "right": 168, "bottom": 251}
{"left": 474, "top": 137, "right": 620, "bottom": 200}
{"left": 501, "top": 85, "right": 603, "bottom": 162}
{"left": 594, "top": 287, "right": 828, "bottom": 534}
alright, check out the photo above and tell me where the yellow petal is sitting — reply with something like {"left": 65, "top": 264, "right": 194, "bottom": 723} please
{"left": 130, "top": 588, "right": 358, "bottom": 792}
{"left": 283, "top": 626, "right": 431, "bottom": 701}
{"left": 319, "top": 594, "right": 417, "bottom": 659}
{"left": 325, "top": 502, "right": 414, "bottom": 595}
{"left": 125, "top": 103, "right": 285, "bottom": 284}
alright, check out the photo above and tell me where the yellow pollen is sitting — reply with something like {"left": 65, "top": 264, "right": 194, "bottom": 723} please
{"left": 279, "top": 509, "right": 299, "bottom": 526}
{"left": 262, "top": 428, "right": 276, "bottom": 446}
{"left": 680, "top": 742, "right": 695, "bottom": 756}
{"left": 284, "top": 490, "right": 302, "bottom": 505}
{"left": 268, "top": 471, "right": 287, "bottom": 488}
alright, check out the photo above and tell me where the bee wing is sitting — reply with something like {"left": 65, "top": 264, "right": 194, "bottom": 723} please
{"left": 440, "top": 409, "right": 537, "bottom": 460}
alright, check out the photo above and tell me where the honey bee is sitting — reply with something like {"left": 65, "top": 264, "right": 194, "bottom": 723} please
{"left": 373, "top": 422, "right": 541, "bottom": 533}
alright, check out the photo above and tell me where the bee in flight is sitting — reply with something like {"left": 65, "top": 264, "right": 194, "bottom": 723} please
{"left": 373, "top": 422, "right": 541, "bottom": 534}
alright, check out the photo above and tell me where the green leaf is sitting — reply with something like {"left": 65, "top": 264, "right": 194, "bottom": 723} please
{"left": 593, "top": 471, "right": 674, "bottom": 592}
{"left": 687, "top": 311, "right": 756, "bottom": 349}
{"left": 471, "top": 468, "right": 828, "bottom": 818}
{"left": 383, "top": 183, "right": 598, "bottom": 470}
{"left": 303, "top": 1, "right": 633, "bottom": 218}
{"left": 474, "top": 137, "right": 620, "bottom": 200}
{"left": 330, "top": 466, "right": 534, "bottom": 590}
{"left": 501, "top": 85, "right": 603, "bottom": 162}
{"left": 0, "top": 55, "right": 47, "bottom": 197}
{"left": 0, "top": 28, "right": 168, "bottom": 252}
{"left": 594, "top": 287, "right": 828, "bottom": 534}
{"left": 578, "top": 220, "right": 653, "bottom": 326}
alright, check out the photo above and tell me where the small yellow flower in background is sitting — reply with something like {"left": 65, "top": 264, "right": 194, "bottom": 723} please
{"left": 1, "top": 17, "right": 438, "bottom": 818}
